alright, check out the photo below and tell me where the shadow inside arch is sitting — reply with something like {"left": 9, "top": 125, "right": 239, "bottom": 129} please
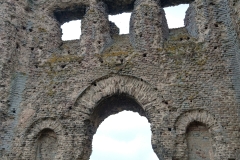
{"left": 90, "top": 93, "right": 146, "bottom": 130}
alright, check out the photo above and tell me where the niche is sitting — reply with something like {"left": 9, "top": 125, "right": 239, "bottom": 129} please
{"left": 36, "top": 129, "right": 58, "bottom": 160}
{"left": 186, "top": 121, "right": 213, "bottom": 160}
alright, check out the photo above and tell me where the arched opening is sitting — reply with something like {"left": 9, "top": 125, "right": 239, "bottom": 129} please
{"left": 186, "top": 121, "right": 213, "bottom": 160}
{"left": 90, "top": 111, "right": 158, "bottom": 160}
{"left": 35, "top": 128, "right": 58, "bottom": 160}
{"left": 87, "top": 93, "right": 158, "bottom": 160}
{"left": 73, "top": 76, "right": 165, "bottom": 159}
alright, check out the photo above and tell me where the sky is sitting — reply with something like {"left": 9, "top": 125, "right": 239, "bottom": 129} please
{"left": 61, "top": 4, "right": 189, "bottom": 160}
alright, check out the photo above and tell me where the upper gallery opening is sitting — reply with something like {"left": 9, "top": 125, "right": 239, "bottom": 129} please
{"left": 164, "top": 4, "right": 189, "bottom": 28}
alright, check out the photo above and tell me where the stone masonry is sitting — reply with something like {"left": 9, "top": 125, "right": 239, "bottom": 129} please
{"left": 0, "top": 0, "right": 240, "bottom": 159}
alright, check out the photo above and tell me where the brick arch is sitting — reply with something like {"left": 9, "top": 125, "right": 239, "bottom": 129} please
{"left": 174, "top": 110, "right": 226, "bottom": 159}
{"left": 73, "top": 75, "right": 163, "bottom": 118}
{"left": 72, "top": 75, "right": 167, "bottom": 160}
{"left": 21, "top": 118, "right": 67, "bottom": 160}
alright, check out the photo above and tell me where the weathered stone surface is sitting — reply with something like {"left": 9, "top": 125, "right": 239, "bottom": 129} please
{"left": 130, "top": 0, "right": 169, "bottom": 51}
{"left": 0, "top": 0, "right": 239, "bottom": 160}
{"left": 79, "top": 2, "right": 112, "bottom": 55}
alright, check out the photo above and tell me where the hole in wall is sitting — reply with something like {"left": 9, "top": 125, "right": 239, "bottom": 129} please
{"left": 162, "top": 100, "right": 168, "bottom": 105}
{"left": 16, "top": 42, "right": 20, "bottom": 49}
{"left": 164, "top": 4, "right": 189, "bottom": 28}
{"left": 90, "top": 111, "right": 158, "bottom": 160}
{"left": 54, "top": 5, "right": 86, "bottom": 41}
{"left": 61, "top": 20, "right": 81, "bottom": 41}
{"left": 61, "top": 64, "right": 67, "bottom": 68}
{"left": 109, "top": 13, "right": 131, "bottom": 34}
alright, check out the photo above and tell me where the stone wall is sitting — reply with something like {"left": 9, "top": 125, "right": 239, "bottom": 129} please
{"left": 0, "top": 0, "right": 239, "bottom": 159}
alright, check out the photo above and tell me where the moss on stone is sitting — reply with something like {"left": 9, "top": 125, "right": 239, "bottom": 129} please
{"left": 38, "top": 27, "right": 47, "bottom": 32}
{"left": 46, "top": 54, "right": 83, "bottom": 65}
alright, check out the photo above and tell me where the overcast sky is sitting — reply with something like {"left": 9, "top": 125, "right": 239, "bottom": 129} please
{"left": 61, "top": 4, "right": 189, "bottom": 160}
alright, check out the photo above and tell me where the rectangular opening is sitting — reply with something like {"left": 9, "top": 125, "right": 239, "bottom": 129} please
{"left": 163, "top": 4, "right": 189, "bottom": 28}
{"left": 109, "top": 13, "right": 131, "bottom": 34}
{"left": 61, "top": 20, "right": 81, "bottom": 41}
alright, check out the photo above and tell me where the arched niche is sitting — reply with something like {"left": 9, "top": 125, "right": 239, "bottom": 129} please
{"left": 20, "top": 118, "right": 67, "bottom": 160}
{"left": 72, "top": 75, "right": 168, "bottom": 160}
{"left": 186, "top": 121, "right": 213, "bottom": 160}
{"left": 36, "top": 128, "right": 58, "bottom": 160}
{"left": 173, "top": 110, "right": 226, "bottom": 160}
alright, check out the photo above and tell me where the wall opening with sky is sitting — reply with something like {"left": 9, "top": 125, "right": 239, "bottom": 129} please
{"left": 90, "top": 111, "right": 158, "bottom": 160}
{"left": 60, "top": 4, "right": 189, "bottom": 41}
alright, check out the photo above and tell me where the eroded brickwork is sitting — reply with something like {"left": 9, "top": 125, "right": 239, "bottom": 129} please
{"left": 0, "top": 0, "right": 239, "bottom": 160}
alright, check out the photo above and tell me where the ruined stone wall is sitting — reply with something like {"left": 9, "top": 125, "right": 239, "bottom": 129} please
{"left": 0, "top": 0, "right": 239, "bottom": 159}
